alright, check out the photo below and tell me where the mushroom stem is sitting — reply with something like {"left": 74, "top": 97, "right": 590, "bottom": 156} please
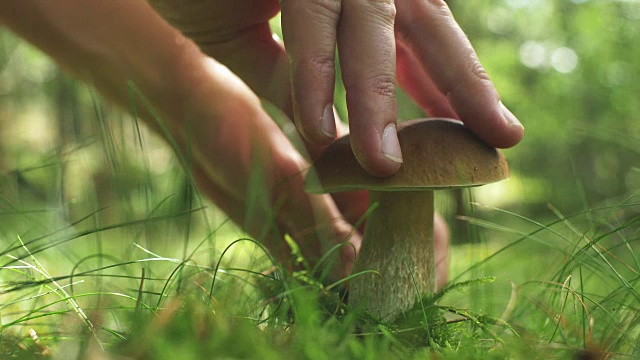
{"left": 349, "top": 190, "right": 436, "bottom": 320}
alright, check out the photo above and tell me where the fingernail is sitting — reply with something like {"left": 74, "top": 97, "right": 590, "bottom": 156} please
{"left": 381, "top": 124, "right": 403, "bottom": 164}
{"left": 500, "top": 101, "right": 524, "bottom": 130}
{"left": 321, "top": 104, "right": 337, "bottom": 138}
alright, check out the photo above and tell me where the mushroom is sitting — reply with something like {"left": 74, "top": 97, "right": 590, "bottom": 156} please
{"left": 305, "top": 118, "right": 509, "bottom": 320}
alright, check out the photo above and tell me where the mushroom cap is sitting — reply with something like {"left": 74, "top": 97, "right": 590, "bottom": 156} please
{"left": 305, "top": 118, "right": 509, "bottom": 193}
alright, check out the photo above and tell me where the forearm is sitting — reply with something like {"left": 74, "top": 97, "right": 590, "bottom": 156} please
{"left": 0, "top": 0, "right": 267, "bottom": 186}
{"left": 0, "top": 0, "right": 210, "bottom": 123}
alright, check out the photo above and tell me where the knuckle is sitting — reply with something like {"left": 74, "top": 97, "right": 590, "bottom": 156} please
{"left": 294, "top": 54, "right": 336, "bottom": 80}
{"left": 368, "top": 73, "right": 397, "bottom": 98}
{"left": 366, "top": 0, "right": 397, "bottom": 27}
{"left": 466, "top": 56, "right": 492, "bottom": 83}
{"left": 448, "top": 56, "right": 496, "bottom": 100}
{"left": 285, "top": 0, "right": 341, "bottom": 19}
{"left": 311, "top": 0, "right": 342, "bottom": 16}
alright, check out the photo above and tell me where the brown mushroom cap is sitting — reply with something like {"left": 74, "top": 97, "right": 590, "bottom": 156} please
{"left": 305, "top": 118, "right": 509, "bottom": 193}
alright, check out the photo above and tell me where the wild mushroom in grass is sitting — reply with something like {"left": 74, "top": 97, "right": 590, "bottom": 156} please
{"left": 306, "top": 118, "right": 509, "bottom": 320}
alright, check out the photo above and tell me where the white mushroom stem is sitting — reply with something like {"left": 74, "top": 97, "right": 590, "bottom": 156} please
{"left": 349, "top": 190, "right": 435, "bottom": 321}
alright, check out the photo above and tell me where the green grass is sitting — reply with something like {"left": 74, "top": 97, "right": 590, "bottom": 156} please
{"left": 1, "top": 136, "right": 638, "bottom": 359}
{"left": 0, "top": 91, "right": 638, "bottom": 358}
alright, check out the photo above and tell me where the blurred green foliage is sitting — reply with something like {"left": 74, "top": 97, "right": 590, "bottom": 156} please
{"left": 1, "top": 0, "right": 638, "bottom": 224}
{"left": 448, "top": 0, "right": 640, "bottom": 214}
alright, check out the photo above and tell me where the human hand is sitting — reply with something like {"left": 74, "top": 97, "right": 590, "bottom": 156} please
{"left": 171, "top": 61, "right": 363, "bottom": 281}
{"left": 147, "top": 0, "right": 468, "bottom": 283}
{"left": 1, "top": 0, "right": 362, "bottom": 281}
{"left": 149, "top": 0, "right": 372, "bottom": 266}
{"left": 279, "top": 0, "right": 525, "bottom": 176}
